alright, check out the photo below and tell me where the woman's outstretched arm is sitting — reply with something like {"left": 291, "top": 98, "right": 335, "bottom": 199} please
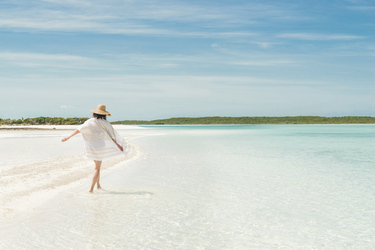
{"left": 62, "top": 130, "right": 80, "bottom": 142}
{"left": 112, "top": 139, "right": 124, "bottom": 152}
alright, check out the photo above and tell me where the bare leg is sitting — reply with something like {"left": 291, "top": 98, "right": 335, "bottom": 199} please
{"left": 97, "top": 169, "right": 102, "bottom": 189}
{"left": 89, "top": 160, "right": 102, "bottom": 193}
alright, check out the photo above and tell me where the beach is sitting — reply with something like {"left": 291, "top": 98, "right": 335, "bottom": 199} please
{"left": 0, "top": 125, "right": 143, "bottom": 218}
{"left": 1, "top": 125, "right": 375, "bottom": 249}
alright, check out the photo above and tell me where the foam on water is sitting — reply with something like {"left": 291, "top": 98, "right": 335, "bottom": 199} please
{"left": 1, "top": 125, "right": 375, "bottom": 249}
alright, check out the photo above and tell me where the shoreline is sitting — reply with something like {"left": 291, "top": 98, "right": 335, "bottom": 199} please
{"left": 1, "top": 123, "right": 375, "bottom": 131}
{"left": 0, "top": 124, "right": 145, "bottom": 131}
{"left": 0, "top": 125, "right": 77, "bottom": 130}
{"left": 0, "top": 127, "right": 73, "bottom": 131}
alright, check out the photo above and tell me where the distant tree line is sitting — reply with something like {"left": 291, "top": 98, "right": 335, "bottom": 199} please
{"left": 1, "top": 116, "right": 375, "bottom": 126}
{"left": 0, "top": 117, "right": 89, "bottom": 125}
{"left": 112, "top": 116, "right": 375, "bottom": 125}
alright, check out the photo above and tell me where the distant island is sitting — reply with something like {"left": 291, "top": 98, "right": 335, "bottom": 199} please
{"left": 0, "top": 117, "right": 89, "bottom": 126}
{"left": 1, "top": 116, "right": 375, "bottom": 126}
{"left": 2, "top": 116, "right": 373, "bottom": 126}
{"left": 113, "top": 116, "right": 375, "bottom": 125}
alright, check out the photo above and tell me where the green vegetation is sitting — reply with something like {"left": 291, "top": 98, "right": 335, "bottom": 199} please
{"left": 113, "top": 116, "right": 375, "bottom": 125}
{"left": 1, "top": 116, "right": 375, "bottom": 126}
{"left": 0, "top": 117, "right": 88, "bottom": 125}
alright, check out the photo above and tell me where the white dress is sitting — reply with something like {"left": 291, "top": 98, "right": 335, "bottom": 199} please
{"left": 78, "top": 118, "right": 125, "bottom": 161}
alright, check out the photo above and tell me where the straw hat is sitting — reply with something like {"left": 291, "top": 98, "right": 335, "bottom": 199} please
{"left": 91, "top": 104, "right": 112, "bottom": 116}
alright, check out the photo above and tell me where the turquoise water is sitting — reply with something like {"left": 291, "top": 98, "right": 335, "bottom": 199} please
{"left": 1, "top": 125, "right": 375, "bottom": 249}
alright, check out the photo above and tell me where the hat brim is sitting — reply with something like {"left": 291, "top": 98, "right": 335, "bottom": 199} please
{"left": 91, "top": 110, "right": 112, "bottom": 116}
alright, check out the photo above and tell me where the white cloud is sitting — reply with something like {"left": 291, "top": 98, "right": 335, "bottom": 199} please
{"left": 0, "top": 0, "right": 306, "bottom": 38}
{"left": 251, "top": 42, "right": 276, "bottom": 49}
{"left": 277, "top": 33, "right": 365, "bottom": 41}
{"left": 60, "top": 105, "right": 75, "bottom": 109}
{"left": 0, "top": 1, "right": 373, "bottom": 119}
{"left": 231, "top": 60, "right": 293, "bottom": 66}
{"left": 0, "top": 52, "right": 99, "bottom": 69}
{"left": 0, "top": 52, "right": 85, "bottom": 61}
{"left": 347, "top": 6, "right": 375, "bottom": 11}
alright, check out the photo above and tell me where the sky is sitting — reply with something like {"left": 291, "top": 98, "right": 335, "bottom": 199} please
{"left": 0, "top": 0, "right": 374, "bottom": 121}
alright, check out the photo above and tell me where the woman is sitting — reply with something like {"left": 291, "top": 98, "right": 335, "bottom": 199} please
{"left": 62, "top": 104, "right": 125, "bottom": 193}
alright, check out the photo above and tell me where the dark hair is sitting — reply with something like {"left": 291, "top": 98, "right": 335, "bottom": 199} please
{"left": 93, "top": 113, "right": 107, "bottom": 120}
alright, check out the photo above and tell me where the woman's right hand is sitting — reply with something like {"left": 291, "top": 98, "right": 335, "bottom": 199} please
{"left": 62, "top": 130, "right": 80, "bottom": 143}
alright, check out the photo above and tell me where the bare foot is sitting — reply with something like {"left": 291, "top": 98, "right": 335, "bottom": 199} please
{"left": 89, "top": 190, "right": 94, "bottom": 193}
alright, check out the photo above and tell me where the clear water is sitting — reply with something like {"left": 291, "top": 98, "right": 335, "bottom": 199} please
{"left": 1, "top": 125, "right": 375, "bottom": 249}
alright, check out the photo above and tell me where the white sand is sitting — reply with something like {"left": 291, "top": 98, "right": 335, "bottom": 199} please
{"left": 0, "top": 124, "right": 144, "bottom": 130}
{"left": 0, "top": 127, "right": 144, "bottom": 219}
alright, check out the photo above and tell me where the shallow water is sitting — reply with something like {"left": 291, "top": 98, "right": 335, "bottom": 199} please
{"left": 1, "top": 125, "right": 375, "bottom": 249}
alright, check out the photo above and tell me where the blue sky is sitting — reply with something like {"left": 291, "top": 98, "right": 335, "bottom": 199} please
{"left": 1, "top": 0, "right": 374, "bottom": 120}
